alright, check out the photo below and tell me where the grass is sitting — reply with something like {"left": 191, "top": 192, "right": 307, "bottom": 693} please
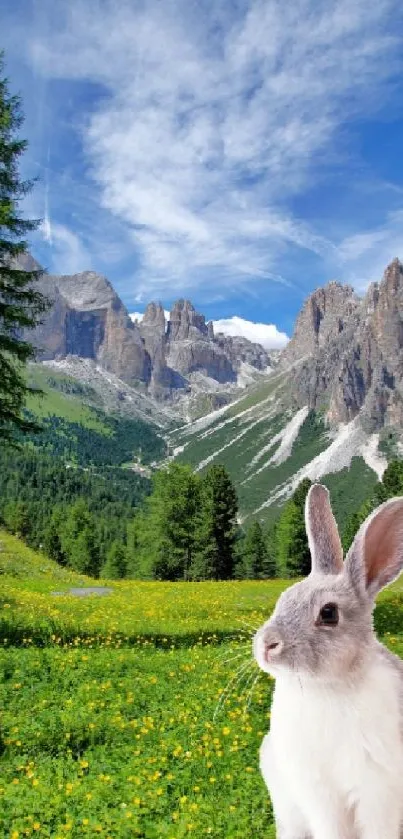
{"left": 177, "top": 412, "right": 285, "bottom": 472}
{"left": 22, "top": 366, "right": 166, "bottom": 467}
{"left": 174, "top": 377, "right": 332, "bottom": 524}
{"left": 175, "top": 405, "right": 320, "bottom": 515}
{"left": 26, "top": 367, "right": 109, "bottom": 434}
{"left": 239, "top": 411, "right": 329, "bottom": 521}
{"left": 323, "top": 457, "right": 379, "bottom": 532}
{"left": 225, "top": 373, "right": 287, "bottom": 418}
{"left": 1, "top": 532, "right": 403, "bottom": 838}
{"left": 0, "top": 532, "right": 280, "bottom": 838}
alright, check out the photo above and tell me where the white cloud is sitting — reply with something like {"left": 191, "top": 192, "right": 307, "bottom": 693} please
{"left": 129, "top": 310, "right": 170, "bottom": 324}
{"left": 24, "top": 0, "right": 402, "bottom": 296}
{"left": 130, "top": 309, "right": 288, "bottom": 349}
{"left": 213, "top": 316, "right": 288, "bottom": 350}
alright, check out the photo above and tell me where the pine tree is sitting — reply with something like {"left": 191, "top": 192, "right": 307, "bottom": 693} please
{"left": 342, "top": 460, "right": 403, "bottom": 551}
{"left": 125, "top": 513, "right": 152, "bottom": 579}
{"left": 263, "top": 524, "right": 278, "bottom": 578}
{"left": 0, "top": 53, "right": 48, "bottom": 442}
{"left": 275, "top": 478, "right": 312, "bottom": 577}
{"left": 68, "top": 528, "right": 98, "bottom": 576}
{"left": 2, "top": 498, "right": 29, "bottom": 537}
{"left": 131, "top": 463, "right": 202, "bottom": 580}
{"left": 101, "top": 540, "right": 127, "bottom": 579}
{"left": 242, "top": 521, "right": 270, "bottom": 578}
{"left": 43, "top": 505, "right": 66, "bottom": 565}
{"left": 376, "top": 460, "right": 403, "bottom": 502}
{"left": 198, "top": 465, "right": 238, "bottom": 580}
{"left": 341, "top": 498, "right": 373, "bottom": 553}
{"left": 60, "top": 499, "right": 100, "bottom": 576}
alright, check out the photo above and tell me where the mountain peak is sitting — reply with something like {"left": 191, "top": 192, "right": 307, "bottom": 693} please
{"left": 280, "top": 278, "right": 360, "bottom": 367}
{"left": 167, "top": 298, "right": 208, "bottom": 342}
{"left": 382, "top": 257, "right": 403, "bottom": 287}
{"left": 388, "top": 256, "right": 403, "bottom": 268}
{"left": 142, "top": 301, "right": 166, "bottom": 330}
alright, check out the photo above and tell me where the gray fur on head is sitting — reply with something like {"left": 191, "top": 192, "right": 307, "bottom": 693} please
{"left": 254, "top": 485, "right": 403, "bottom": 682}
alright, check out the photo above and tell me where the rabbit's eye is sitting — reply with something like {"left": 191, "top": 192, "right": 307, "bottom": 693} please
{"left": 318, "top": 603, "right": 339, "bottom": 626}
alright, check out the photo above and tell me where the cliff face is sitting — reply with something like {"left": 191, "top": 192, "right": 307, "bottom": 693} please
{"left": 328, "top": 258, "right": 403, "bottom": 429}
{"left": 280, "top": 281, "right": 361, "bottom": 367}
{"left": 165, "top": 300, "right": 236, "bottom": 384}
{"left": 22, "top": 252, "right": 403, "bottom": 429}
{"left": 29, "top": 270, "right": 151, "bottom": 386}
{"left": 214, "top": 333, "right": 270, "bottom": 371}
{"left": 280, "top": 258, "right": 403, "bottom": 431}
{"left": 25, "top": 265, "right": 270, "bottom": 399}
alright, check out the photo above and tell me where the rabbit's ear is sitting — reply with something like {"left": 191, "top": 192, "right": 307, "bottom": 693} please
{"left": 345, "top": 497, "right": 403, "bottom": 599}
{"left": 305, "top": 484, "right": 344, "bottom": 575}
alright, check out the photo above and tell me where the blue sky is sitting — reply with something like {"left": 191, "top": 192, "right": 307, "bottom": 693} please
{"left": 2, "top": 0, "right": 403, "bottom": 347}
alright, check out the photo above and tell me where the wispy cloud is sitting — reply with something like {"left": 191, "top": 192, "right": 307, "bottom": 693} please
{"left": 338, "top": 209, "right": 403, "bottom": 289}
{"left": 40, "top": 222, "right": 92, "bottom": 276}
{"left": 1, "top": 0, "right": 402, "bottom": 312}
{"left": 17, "top": 0, "right": 401, "bottom": 298}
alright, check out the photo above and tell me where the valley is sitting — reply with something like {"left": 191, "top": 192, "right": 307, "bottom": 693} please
{"left": 16, "top": 257, "right": 403, "bottom": 536}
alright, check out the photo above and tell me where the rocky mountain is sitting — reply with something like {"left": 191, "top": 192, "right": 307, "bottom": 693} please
{"left": 16, "top": 253, "right": 403, "bottom": 524}
{"left": 26, "top": 258, "right": 271, "bottom": 412}
{"left": 169, "top": 258, "right": 403, "bottom": 525}
{"left": 29, "top": 265, "right": 151, "bottom": 386}
{"left": 282, "top": 258, "right": 403, "bottom": 432}
{"left": 214, "top": 332, "right": 270, "bottom": 372}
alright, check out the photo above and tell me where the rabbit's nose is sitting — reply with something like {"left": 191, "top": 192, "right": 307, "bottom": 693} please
{"left": 263, "top": 630, "right": 283, "bottom": 659}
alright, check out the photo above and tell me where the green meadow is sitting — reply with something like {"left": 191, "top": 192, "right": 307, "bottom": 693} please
{"left": 1, "top": 531, "right": 403, "bottom": 838}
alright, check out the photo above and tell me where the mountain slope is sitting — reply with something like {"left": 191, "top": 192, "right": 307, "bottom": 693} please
{"left": 169, "top": 367, "right": 382, "bottom": 524}
{"left": 25, "top": 364, "right": 167, "bottom": 468}
{"left": 171, "top": 259, "right": 403, "bottom": 524}
{"left": 20, "top": 254, "right": 403, "bottom": 528}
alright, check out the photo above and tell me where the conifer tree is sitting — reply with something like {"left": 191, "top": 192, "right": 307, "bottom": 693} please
{"left": 198, "top": 465, "right": 238, "bottom": 580}
{"left": 0, "top": 52, "right": 48, "bottom": 442}
{"left": 132, "top": 463, "right": 202, "bottom": 580}
{"left": 242, "top": 521, "right": 269, "bottom": 578}
{"left": 102, "top": 540, "right": 127, "bottom": 579}
{"left": 275, "top": 478, "right": 312, "bottom": 577}
{"left": 376, "top": 460, "right": 403, "bottom": 502}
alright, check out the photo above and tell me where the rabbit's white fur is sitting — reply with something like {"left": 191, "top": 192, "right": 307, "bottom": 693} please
{"left": 262, "top": 654, "right": 402, "bottom": 838}
{"left": 254, "top": 485, "right": 403, "bottom": 839}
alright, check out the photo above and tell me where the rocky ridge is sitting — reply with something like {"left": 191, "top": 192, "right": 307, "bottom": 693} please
{"left": 22, "top": 252, "right": 403, "bottom": 436}
{"left": 25, "top": 258, "right": 271, "bottom": 408}
{"left": 281, "top": 258, "right": 403, "bottom": 432}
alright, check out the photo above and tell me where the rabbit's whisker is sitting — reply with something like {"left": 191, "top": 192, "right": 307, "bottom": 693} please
{"left": 211, "top": 643, "right": 250, "bottom": 662}
{"left": 236, "top": 619, "right": 259, "bottom": 632}
{"left": 213, "top": 660, "right": 254, "bottom": 721}
{"left": 218, "top": 652, "right": 250, "bottom": 667}
{"left": 242, "top": 671, "right": 261, "bottom": 718}
{"left": 239, "top": 665, "right": 258, "bottom": 708}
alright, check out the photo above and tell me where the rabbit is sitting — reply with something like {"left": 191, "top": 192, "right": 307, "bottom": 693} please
{"left": 253, "top": 483, "right": 403, "bottom": 839}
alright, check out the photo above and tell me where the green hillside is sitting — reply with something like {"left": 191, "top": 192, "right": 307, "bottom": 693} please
{"left": 0, "top": 366, "right": 167, "bottom": 577}
{"left": 170, "top": 369, "right": 385, "bottom": 529}
{"left": 26, "top": 366, "right": 109, "bottom": 432}
{"left": 24, "top": 365, "right": 166, "bottom": 467}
